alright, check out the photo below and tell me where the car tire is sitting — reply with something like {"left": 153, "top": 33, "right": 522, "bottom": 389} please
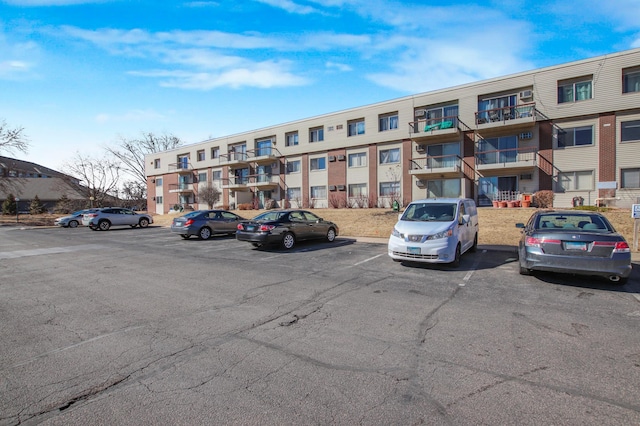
{"left": 251, "top": 243, "right": 263, "bottom": 248}
{"left": 130, "top": 224, "right": 137, "bottom": 228}
{"left": 450, "top": 244, "right": 461, "bottom": 267}
{"left": 326, "top": 227, "right": 336, "bottom": 242}
{"left": 282, "top": 232, "right": 295, "bottom": 249}
{"left": 519, "top": 263, "right": 531, "bottom": 275}
{"left": 68, "top": 220, "right": 79, "bottom": 228}
{"left": 90, "top": 226, "right": 98, "bottom": 231}
{"left": 470, "top": 233, "right": 478, "bottom": 252}
{"left": 181, "top": 234, "right": 190, "bottom": 239}
{"left": 139, "top": 218, "right": 150, "bottom": 228}
{"left": 199, "top": 227, "right": 212, "bottom": 240}
{"left": 98, "top": 220, "right": 111, "bottom": 231}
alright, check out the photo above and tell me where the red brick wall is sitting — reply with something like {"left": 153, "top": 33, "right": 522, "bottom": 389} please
{"left": 302, "top": 153, "right": 309, "bottom": 207}
{"left": 462, "top": 131, "right": 476, "bottom": 198}
{"left": 328, "top": 149, "right": 346, "bottom": 207}
{"left": 598, "top": 112, "right": 616, "bottom": 199}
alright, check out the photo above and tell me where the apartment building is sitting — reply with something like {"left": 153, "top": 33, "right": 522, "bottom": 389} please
{"left": 146, "top": 48, "right": 640, "bottom": 214}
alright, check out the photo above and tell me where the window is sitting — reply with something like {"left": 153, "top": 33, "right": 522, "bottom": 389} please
{"left": 557, "top": 170, "right": 594, "bottom": 191}
{"left": 477, "top": 97, "right": 514, "bottom": 122}
{"left": 478, "top": 136, "right": 518, "bottom": 164}
{"left": 426, "top": 142, "right": 460, "bottom": 168}
{"left": 211, "top": 147, "right": 220, "bottom": 159}
{"left": 310, "top": 127, "right": 324, "bottom": 142}
{"left": 424, "top": 104, "right": 459, "bottom": 126}
{"left": 154, "top": 159, "right": 160, "bottom": 169}
{"left": 380, "top": 181, "right": 400, "bottom": 197}
{"left": 379, "top": 148, "right": 400, "bottom": 164}
{"left": 286, "top": 160, "right": 301, "bottom": 174}
{"left": 155, "top": 196, "right": 163, "bottom": 204}
{"left": 623, "top": 67, "right": 640, "bottom": 93}
{"left": 427, "top": 179, "right": 461, "bottom": 198}
{"left": 348, "top": 183, "right": 367, "bottom": 197}
{"left": 348, "top": 152, "right": 367, "bottom": 168}
{"left": 212, "top": 171, "right": 221, "bottom": 181}
{"left": 311, "top": 186, "right": 327, "bottom": 199}
{"left": 287, "top": 187, "right": 301, "bottom": 201}
{"left": 177, "top": 155, "right": 189, "bottom": 169}
{"left": 558, "top": 126, "right": 593, "bottom": 147}
{"left": 348, "top": 119, "right": 365, "bottom": 136}
{"left": 197, "top": 150, "right": 205, "bottom": 161}
{"left": 621, "top": 120, "right": 640, "bottom": 142}
{"left": 155, "top": 178, "right": 163, "bottom": 186}
{"left": 286, "top": 132, "right": 299, "bottom": 146}
{"left": 558, "top": 77, "right": 593, "bottom": 103}
{"left": 256, "top": 138, "right": 272, "bottom": 156}
{"left": 198, "top": 172, "right": 207, "bottom": 182}
{"left": 621, "top": 168, "right": 640, "bottom": 188}
{"left": 379, "top": 113, "right": 398, "bottom": 132}
{"left": 310, "top": 157, "right": 326, "bottom": 171}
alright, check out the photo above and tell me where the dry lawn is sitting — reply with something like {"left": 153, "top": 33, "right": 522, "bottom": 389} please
{"left": 3, "top": 207, "right": 636, "bottom": 250}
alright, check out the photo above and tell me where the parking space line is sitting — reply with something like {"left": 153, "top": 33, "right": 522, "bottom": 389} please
{"left": 0, "top": 244, "right": 106, "bottom": 259}
{"left": 459, "top": 249, "right": 485, "bottom": 286}
{"left": 354, "top": 253, "right": 384, "bottom": 266}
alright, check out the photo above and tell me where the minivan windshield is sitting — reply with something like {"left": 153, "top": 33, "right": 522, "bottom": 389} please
{"left": 402, "top": 203, "right": 457, "bottom": 222}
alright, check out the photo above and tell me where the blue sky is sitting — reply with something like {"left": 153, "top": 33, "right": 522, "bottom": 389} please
{"left": 1, "top": 0, "right": 639, "bottom": 172}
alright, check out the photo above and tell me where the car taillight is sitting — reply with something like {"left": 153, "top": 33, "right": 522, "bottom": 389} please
{"left": 259, "top": 224, "right": 275, "bottom": 232}
{"left": 592, "top": 241, "right": 630, "bottom": 253}
{"left": 525, "top": 237, "right": 561, "bottom": 247}
{"left": 237, "top": 224, "right": 244, "bottom": 230}
{"left": 184, "top": 219, "right": 194, "bottom": 226}
{"left": 87, "top": 213, "right": 98, "bottom": 218}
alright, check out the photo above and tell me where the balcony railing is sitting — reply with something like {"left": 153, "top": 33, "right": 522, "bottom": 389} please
{"left": 475, "top": 103, "right": 536, "bottom": 125}
{"left": 247, "top": 174, "right": 279, "bottom": 187}
{"left": 168, "top": 162, "right": 193, "bottom": 172}
{"left": 475, "top": 147, "right": 537, "bottom": 166}
{"left": 409, "top": 116, "right": 459, "bottom": 135}
{"left": 409, "top": 155, "right": 462, "bottom": 172}
{"left": 219, "top": 147, "right": 282, "bottom": 165}
{"left": 168, "top": 183, "right": 194, "bottom": 192}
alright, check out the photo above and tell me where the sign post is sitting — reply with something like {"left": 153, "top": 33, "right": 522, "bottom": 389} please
{"left": 632, "top": 204, "right": 640, "bottom": 251}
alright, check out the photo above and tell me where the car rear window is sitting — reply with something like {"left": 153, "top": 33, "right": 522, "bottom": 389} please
{"left": 535, "top": 214, "right": 612, "bottom": 232}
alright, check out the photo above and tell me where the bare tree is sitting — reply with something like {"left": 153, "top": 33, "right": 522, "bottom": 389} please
{"left": 64, "top": 153, "right": 121, "bottom": 207}
{"left": 106, "top": 132, "right": 183, "bottom": 184}
{"left": 198, "top": 185, "right": 221, "bottom": 209}
{"left": 0, "top": 119, "right": 29, "bottom": 156}
{"left": 121, "top": 180, "right": 147, "bottom": 210}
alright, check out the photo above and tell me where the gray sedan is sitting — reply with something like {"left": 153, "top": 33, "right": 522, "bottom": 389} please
{"left": 516, "top": 210, "right": 632, "bottom": 284}
{"left": 171, "top": 210, "right": 245, "bottom": 240}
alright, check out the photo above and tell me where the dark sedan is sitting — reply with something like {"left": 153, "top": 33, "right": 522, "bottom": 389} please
{"left": 171, "top": 210, "right": 245, "bottom": 240}
{"left": 236, "top": 209, "right": 339, "bottom": 249}
{"left": 516, "top": 210, "right": 631, "bottom": 284}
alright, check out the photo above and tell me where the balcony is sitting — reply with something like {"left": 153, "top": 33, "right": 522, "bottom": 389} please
{"left": 219, "top": 151, "right": 250, "bottom": 167}
{"left": 409, "top": 155, "right": 462, "bottom": 178}
{"left": 247, "top": 174, "right": 280, "bottom": 189}
{"left": 168, "top": 183, "right": 194, "bottom": 193}
{"left": 250, "top": 147, "right": 282, "bottom": 165}
{"left": 475, "top": 103, "right": 537, "bottom": 132}
{"left": 168, "top": 162, "right": 193, "bottom": 173}
{"left": 221, "top": 176, "right": 250, "bottom": 191}
{"left": 475, "top": 147, "right": 537, "bottom": 171}
{"left": 408, "top": 116, "right": 461, "bottom": 143}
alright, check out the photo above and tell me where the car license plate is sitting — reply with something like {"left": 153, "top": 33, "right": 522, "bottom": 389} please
{"left": 246, "top": 225, "right": 256, "bottom": 231}
{"left": 408, "top": 247, "right": 421, "bottom": 254}
{"left": 564, "top": 242, "right": 587, "bottom": 251}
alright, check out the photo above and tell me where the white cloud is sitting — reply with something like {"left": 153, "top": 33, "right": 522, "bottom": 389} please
{"left": 254, "top": 0, "right": 319, "bottom": 14}
{"left": 1, "top": 0, "right": 107, "bottom": 5}
{"left": 325, "top": 61, "right": 352, "bottom": 72}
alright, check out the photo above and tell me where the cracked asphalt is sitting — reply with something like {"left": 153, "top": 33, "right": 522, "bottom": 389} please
{"left": 1, "top": 224, "right": 640, "bottom": 425}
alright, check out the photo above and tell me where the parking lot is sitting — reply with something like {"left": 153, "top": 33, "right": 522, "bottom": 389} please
{"left": 1, "top": 224, "right": 640, "bottom": 425}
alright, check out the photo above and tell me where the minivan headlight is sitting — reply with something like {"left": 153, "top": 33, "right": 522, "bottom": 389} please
{"left": 426, "top": 229, "right": 453, "bottom": 240}
{"left": 392, "top": 227, "right": 404, "bottom": 238}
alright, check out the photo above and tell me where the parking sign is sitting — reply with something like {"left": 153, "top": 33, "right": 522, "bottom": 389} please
{"left": 633, "top": 204, "right": 640, "bottom": 219}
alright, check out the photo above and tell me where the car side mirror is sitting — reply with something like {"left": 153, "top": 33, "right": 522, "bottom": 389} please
{"left": 515, "top": 223, "right": 525, "bottom": 229}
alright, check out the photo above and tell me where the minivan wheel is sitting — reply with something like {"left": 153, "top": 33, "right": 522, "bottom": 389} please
{"left": 282, "top": 232, "right": 295, "bottom": 249}
{"left": 98, "top": 220, "right": 111, "bottom": 231}
{"left": 326, "top": 228, "right": 336, "bottom": 242}
{"left": 450, "top": 244, "right": 461, "bottom": 267}
{"left": 470, "top": 233, "right": 478, "bottom": 252}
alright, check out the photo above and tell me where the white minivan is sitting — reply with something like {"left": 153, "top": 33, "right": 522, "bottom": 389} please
{"left": 388, "top": 198, "right": 479, "bottom": 267}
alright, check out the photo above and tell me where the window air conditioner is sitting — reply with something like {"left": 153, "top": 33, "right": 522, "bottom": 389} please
{"left": 337, "top": 185, "right": 345, "bottom": 191}
{"left": 415, "top": 145, "right": 425, "bottom": 152}
{"left": 329, "top": 185, "right": 337, "bottom": 191}
{"left": 415, "top": 180, "right": 426, "bottom": 188}
{"left": 415, "top": 109, "right": 426, "bottom": 117}
{"left": 337, "top": 154, "right": 345, "bottom": 161}
{"left": 328, "top": 155, "right": 336, "bottom": 162}
{"left": 519, "top": 90, "right": 533, "bottom": 99}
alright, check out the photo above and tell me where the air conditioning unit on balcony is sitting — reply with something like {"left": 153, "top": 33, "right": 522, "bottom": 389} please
{"left": 415, "top": 109, "right": 426, "bottom": 117}
{"left": 415, "top": 145, "right": 425, "bottom": 152}
{"left": 519, "top": 90, "right": 533, "bottom": 99}
{"left": 520, "top": 132, "right": 533, "bottom": 140}
{"left": 415, "top": 180, "right": 426, "bottom": 188}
